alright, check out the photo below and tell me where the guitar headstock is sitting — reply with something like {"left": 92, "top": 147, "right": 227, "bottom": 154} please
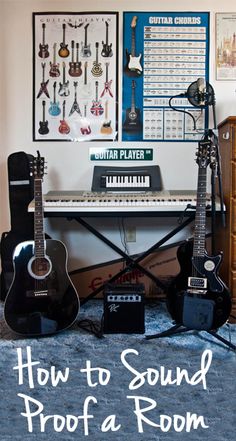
{"left": 31, "top": 151, "right": 45, "bottom": 179}
{"left": 131, "top": 16, "right": 138, "bottom": 28}
{"left": 196, "top": 140, "right": 211, "bottom": 169}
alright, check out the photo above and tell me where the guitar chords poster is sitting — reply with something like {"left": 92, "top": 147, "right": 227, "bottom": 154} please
{"left": 33, "top": 12, "right": 118, "bottom": 142}
{"left": 122, "top": 12, "right": 209, "bottom": 142}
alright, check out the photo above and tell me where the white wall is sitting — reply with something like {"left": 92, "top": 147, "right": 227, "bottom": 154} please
{"left": 0, "top": 0, "right": 235, "bottom": 269}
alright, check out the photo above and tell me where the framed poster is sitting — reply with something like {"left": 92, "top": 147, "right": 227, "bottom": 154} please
{"left": 122, "top": 12, "right": 210, "bottom": 142}
{"left": 216, "top": 13, "right": 236, "bottom": 80}
{"left": 33, "top": 12, "right": 118, "bottom": 141}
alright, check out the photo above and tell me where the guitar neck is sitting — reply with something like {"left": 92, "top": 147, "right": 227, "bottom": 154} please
{"left": 131, "top": 83, "right": 136, "bottom": 111}
{"left": 84, "top": 63, "right": 87, "bottom": 84}
{"left": 131, "top": 28, "right": 136, "bottom": 56}
{"left": 53, "top": 44, "right": 56, "bottom": 63}
{"left": 42, "top": 25, "right": 46, "bottom": 46}
{"left": 193, "top": 166, "right": 207, "bottom": 258}
{"left": 106, "top": 24, "right": 108, "bottom": 44}
{"left": 34, "top": 179, "right": 45, "bottom": 257}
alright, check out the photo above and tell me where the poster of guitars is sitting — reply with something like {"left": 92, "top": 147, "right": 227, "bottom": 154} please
{"left": 33, "top": 12, "right": 118, "bottom": 141}
{"left": 122, "top": 12, "right": 209, "bottom": 142}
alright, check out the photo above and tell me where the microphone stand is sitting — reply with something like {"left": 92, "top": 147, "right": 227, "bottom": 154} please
{"left": 206, "top": 93, "right": 225, "bottom": 253}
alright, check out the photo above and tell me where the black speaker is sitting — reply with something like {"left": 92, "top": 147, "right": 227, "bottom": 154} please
{"left": 103, "top": 283, "right": 145, "bottom": 334}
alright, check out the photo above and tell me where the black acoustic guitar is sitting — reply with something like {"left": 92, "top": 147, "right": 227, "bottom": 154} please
{"left": 167, "top": 139, "right": 231, "bottom": 330}
{"left": 123, "top": 80, "right": 142, "bottom": 132}
{"left": 4, "top": 152, "right": 80, "bottom": 336}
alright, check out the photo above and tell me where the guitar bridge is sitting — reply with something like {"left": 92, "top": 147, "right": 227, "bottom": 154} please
{"left": 188, "top": 277, "right": 207, "bottom": 289}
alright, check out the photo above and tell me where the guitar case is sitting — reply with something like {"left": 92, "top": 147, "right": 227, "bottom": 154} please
{"left": 0, "top": 152, "right": 34, "bottom": 301}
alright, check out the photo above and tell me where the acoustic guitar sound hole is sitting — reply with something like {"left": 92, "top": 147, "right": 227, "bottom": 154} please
{"left": 27, "top": 256, "right": 52, "bottom": 280}
{"left": 129, "top": 111, "right": 137, "bottom": 121}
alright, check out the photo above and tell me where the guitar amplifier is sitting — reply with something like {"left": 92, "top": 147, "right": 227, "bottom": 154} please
{"left": 103, "top": 283, "right": 145, "bottom": 334}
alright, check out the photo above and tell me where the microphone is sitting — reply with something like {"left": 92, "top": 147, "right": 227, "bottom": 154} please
{"left": 196, "top": 77, "right": 206, "bottom": 106}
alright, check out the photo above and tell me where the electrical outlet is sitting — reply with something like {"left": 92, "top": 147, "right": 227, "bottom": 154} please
{"left": 125, "top": 227, "right": 136, "bottom": 242}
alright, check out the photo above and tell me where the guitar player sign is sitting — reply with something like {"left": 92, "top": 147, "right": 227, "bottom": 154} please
{"left": 33, "top": 12, "right": 118, "bottom": 142}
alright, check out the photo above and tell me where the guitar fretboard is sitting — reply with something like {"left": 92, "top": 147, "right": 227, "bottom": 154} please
{"left": 193, "top": 165, "right": 207, "bottom": 258}
{"left": 34, "top": 179, "right": 45, "bottom": 257}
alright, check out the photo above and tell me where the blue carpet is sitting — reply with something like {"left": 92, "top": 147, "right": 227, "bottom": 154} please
{"left": 0, "top": 300, "right": 236, "bottom": 441}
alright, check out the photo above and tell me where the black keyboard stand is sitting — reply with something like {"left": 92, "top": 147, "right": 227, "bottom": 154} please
{"left": 69, "top": 214, "right": 195, "bottom": 306}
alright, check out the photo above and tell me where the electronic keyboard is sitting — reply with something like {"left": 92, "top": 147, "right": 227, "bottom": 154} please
{"left": 28, "top": 190, "right": 223, "bottom": 216}
{"left": 91, "top": 165, "right": 162, "bottom": 192}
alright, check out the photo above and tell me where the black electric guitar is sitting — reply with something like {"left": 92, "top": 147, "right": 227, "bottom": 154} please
{"left": 38, "top": 100, "right": 49, "bottom": 135}
{"left": 123, "top": 80, "right": 142, "bottom": 132}
{"left": 124, "top": 16, "right": 142, "bottom": 77}
{"left": 167, "top": 139, "right": 231, "bottom": 330}
{"left": 4, "top": 152, "right": 80, "bottom": 336}
{"left": 38, "top": 23, "right": 49, "bottom": 58}
{"left": 101, "top": 21, "right": 113, "bottom": 57}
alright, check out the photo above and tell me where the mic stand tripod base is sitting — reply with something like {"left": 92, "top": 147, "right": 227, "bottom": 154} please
{"left": 146, "top": 323, "right": 236, "bottom": 351}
